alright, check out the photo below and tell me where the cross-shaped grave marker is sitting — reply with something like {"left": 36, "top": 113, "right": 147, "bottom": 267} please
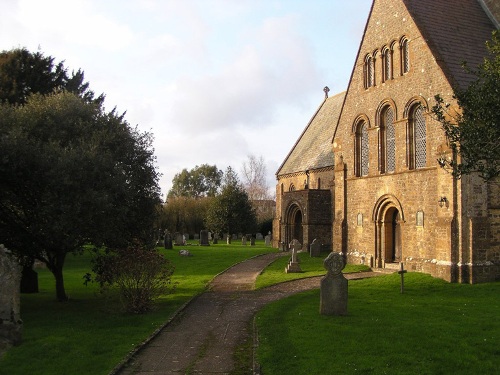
{"left": 398, "top": 262, "right": 407, "bottom": 294}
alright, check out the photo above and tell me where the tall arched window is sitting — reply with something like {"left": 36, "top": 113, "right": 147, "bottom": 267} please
{"left": 401, "top": 37, "right": 410, "bottom": 74}
{"left": 382, "top": 46, "right": 392, "bottom": 82}
{"left": 380, "top": 106, "right": 396, "bottom": 173}
{"left": 364, "top": 55, "right": 374, "bottom": 88}
{"left": 355, "top": 120, "right": 369, "bottom": 176}
{"left": 408, "top": 104, "right": 426, "bottom": 169}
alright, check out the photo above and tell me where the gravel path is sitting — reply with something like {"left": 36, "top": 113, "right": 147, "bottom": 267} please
{"left": 113, "top": 252, "right": 381, "bottom": 375}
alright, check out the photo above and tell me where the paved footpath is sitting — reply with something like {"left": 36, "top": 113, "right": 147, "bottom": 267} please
{"left": 113, "top": 252, "right": 381, "bottom": 375}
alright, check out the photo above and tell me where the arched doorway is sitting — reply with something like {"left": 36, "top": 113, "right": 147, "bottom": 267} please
{"left": 373, "top": 195, "right": 405, "bottom": 268}
{"left": 284, "top": 203, "right": 304, "bottom": 246}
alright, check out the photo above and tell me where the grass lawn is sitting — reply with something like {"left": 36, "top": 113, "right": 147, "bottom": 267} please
{"left": 0, "top": 242, "right": 274, "bottom": 375}
{"left": 255, "top": 272, "right": 500, "bottom": 375}
{"left": 255, "top": 250, "right": 371, "bottom": 289}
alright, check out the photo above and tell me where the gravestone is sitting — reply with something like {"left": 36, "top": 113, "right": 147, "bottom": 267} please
{"left": 177, "top": 233, "right": 184, "bottom": 245}
{"left": 310, "top": 239, "right": 321, "bottom": 257}
{"left": 226, "top": 234, "right": 231, "bottom": 244}
{"left": 256, "top": 233, "right": 263, "bottom": 240}
{"left": 213, "top": 233, "right": 218, "bottom": 244}
{"left": 398, "top": 262, "right": 407, "bottom": 294}
{"left": 289, "top": 239, "right": 302, "bottom": 252}
{"left": 264, "top": 234, "right": 271, "bottom": 246}
{"left": 0, "top": 244, "right": 23, "bottom": 355}
{"left": 250, "top": 236, "right": 255, "bottom": 246}
{"left": 164, "top": 231, "right": 173, "bottom": 249}
{"left": 241, "top": 235, "right": 247, "bottom": 246}
{"left": 320, "top": 252, "right": 348, "bottom": 316}
{"left": 199, "top": 230, "right": 210, "bottom": 246}
{"left": 232, "top": 234, "right": 237, "bottom": 240}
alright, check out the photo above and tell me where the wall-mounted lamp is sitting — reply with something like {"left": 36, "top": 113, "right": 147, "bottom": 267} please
{"left": 438, "top": 196, "right": 448, "bottom": 208}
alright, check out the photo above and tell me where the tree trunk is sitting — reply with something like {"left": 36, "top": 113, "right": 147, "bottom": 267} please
{"left": 47, "top": 252, "right": 68, "bottom": 302}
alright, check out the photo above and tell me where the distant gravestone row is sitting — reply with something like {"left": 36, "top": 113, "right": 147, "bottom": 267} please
{"left": 0, "top": 244, "right": 23, "bottom": 356}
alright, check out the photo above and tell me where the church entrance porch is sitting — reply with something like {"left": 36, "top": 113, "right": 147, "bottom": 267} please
{"left": 373, "top": 195, "right": 405, "bottom": 269}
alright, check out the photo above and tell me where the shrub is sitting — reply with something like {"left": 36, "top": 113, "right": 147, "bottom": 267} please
{"left": 91, "top": 243, "right": 175, "bottom": 313}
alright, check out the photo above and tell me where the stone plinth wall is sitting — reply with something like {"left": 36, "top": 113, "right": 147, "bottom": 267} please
{"left": 0, "top": 244, "right": 22, "bottom": 355}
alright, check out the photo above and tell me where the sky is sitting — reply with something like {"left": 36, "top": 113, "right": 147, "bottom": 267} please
{"left": 1, "top": 0, "right": 373, "bottom": 199}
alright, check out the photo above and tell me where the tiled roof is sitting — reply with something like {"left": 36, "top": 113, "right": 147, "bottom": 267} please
{"left": 404, "top": 0, "right": 497, "bottom": 89}
{"left": 276, "top": 91, "right": 345, "bottom": 176}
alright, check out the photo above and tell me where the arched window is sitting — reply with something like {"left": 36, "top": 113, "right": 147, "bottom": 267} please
{"left": 382, "top": 46, "right": 392, "bottom": 82}
{"left": 364, "top": 55, "right": 374, "bottom": 88}
{"left": 379, "top": 106, "right": 396, "bottom": 173}
{"left": 355, "top": 120, "right": 369, "bottom": 176}
{"left": 289, "top": 183, "right": 296, "bottom": 191}
{"left": 408, "top": 104, "right": 426, "bottom": 169}
{"left": 401, "top": 37, "right": 410, "bottom": 74}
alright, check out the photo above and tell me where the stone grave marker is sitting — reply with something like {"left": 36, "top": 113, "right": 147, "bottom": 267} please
{"left": 285, "top": 241, "right": 302, "bottom": 273}
{"left": 320, "top": 252, "right": 348, "bottom": 315}
{"left": 250, "top": 236, "right": 255, "bottom": 246}
{"left": 398, "top": 262, "right": 407, "bottom": 294}
{"left": 0, "top": 244, "right": 23, "bottom": 355}
{"left": 174, "top": 232, "right": 184, "bottom": 246}
{"left": 164, "top": 231, "right": 173, "bottom": 249}
{"left": 256, "top": 233, "right": 263, "bottom": 240}
{"left": 264, "top": 234, "right": 271, "bottom": 246}
{"left": 310, "top": 239, "right": 321, "bottom": 257}
{"left": 200, "top": 230, "right": 210, "bottom": 246}
{"left": 241, "top": 235, "right": 247, "bottom": 246}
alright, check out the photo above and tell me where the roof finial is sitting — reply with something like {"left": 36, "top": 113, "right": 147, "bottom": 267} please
{"left": 323, "top": 86, "right": 330, "bottom": 99}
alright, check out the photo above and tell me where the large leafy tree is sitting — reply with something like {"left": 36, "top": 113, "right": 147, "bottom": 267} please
{"left": 0, "top": 47, "right": 102, "bottom": 105}
{"left": 432, "top": 30, "right": 500, "bottom": 180}
{"left": 167, "top": 164, "right": 223, "bottom": 199}
{"left": 205, "top": 167, "right": 257, "bottom": 236}
{"left": 0, "top": 92, "right": 161, "bottom": 301}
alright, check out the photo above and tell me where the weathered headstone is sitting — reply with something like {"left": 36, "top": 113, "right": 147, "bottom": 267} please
{"left": 0, "top": 244, "right": 23, "bottom": 355}
{"left": 310, "top": 239, "right": 321, "bottom": 257}
{"left": 289, "top": 239, "right": 302, "bottom": 252}
{"left": 264, "top": 234, "right": 271, "bottom": 246}
{"left": 226, "top": 234, "right": 231, "bottom": 244}
{"left": 174, "top": 232, "right": 184, "bottom": 246}
{"left": 179, "top": 249, "right": 192, "bottom": 257}
{"left": 250, "top": 236, "right": 255, "bottom": 246}
{"left": 241, "top": 235, "right": 247, "bottom": 246}
{"left": 256, "top": 233, "right": 263, "bottom": 240}
{"left": 200, "top": 230, "right": 210, "bottom": 246}
{"left": 320, "top": 252, "right": 348, "bottom": 315}
{"left": 213, "top": 233, "right": 218, "bottom": 244}
{"left": 164, "top": 231, "right": 173, "bottom": 249}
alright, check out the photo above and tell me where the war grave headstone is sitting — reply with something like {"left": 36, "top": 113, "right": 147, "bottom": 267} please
{"left": 320, "top": 252, "right": 348, "bottom": 316}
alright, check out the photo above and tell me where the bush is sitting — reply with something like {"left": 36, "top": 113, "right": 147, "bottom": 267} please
{"left": 91, "top": 243, "right": 175, "bottom": 313}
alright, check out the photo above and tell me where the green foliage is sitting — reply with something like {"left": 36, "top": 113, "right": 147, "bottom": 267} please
{"left": 91, "top": 243, "right": 175, "bottom": 314}
{"left": 256, "top": 273, "right": 500, "bottom": 374}
{"left": 167, "top": 164, "right": 223, "bottom": 199}
{"left": 432, "top": 30, "right": 500, "bottom": 180}
{"left": 205, "top": 167, "right": 257, "bottom": 235}
{"left": 159, "top": 196, "right": 212, "bottom": 234}
{"left": 0, "top": 47, "right": 102, "bottom": 105}
{"left": 0, "top": 91, "right": 161, "bottom": 301}
{"left": 0, "top": 244, "right": 271, "bottom": 375}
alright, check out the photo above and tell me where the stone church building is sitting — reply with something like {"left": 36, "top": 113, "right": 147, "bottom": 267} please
{"left": 273, "top": 0, "right": 499, "bottom": 283}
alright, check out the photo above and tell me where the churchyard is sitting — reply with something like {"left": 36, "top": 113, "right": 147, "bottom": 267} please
{"left": 1, "top": 241, "right": 499, "bottom": 374}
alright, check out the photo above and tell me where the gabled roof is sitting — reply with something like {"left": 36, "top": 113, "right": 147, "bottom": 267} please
{"left": 403, "top": 0, "right": 497, "bottom": 89}
{"left": 276, "top": 91, "right": 345, "bottom": 177}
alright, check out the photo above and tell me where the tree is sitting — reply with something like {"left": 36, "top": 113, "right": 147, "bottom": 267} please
{"left": 0, "top": 92, "right": 161, "bottom": 301}
{"left": 205, "top": 167, "right": 257, "bottom": 236}
{"left": 432, "top": 30, "right": 500, "bottom": 180}
{"left": 0, "top": 47, "right": 102, "bottom": 105}
{"left": 167, "top": 164, "right": 223, "bottom": 199}
{"left": 241, "top": 154, "right": 271, "bottom": 200}
{"left": 159, "top": 196, "right": 212, "bottom": 234}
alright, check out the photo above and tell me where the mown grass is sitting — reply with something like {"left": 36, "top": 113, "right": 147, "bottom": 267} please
{"left": 0, "top": 242, "right": 274, "bottom": 375}
{"left": 255, "top": 272, "right": 500, "bottom": 375}
{"left": 255, "top": 250, "right": 371, "bottom": 289}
